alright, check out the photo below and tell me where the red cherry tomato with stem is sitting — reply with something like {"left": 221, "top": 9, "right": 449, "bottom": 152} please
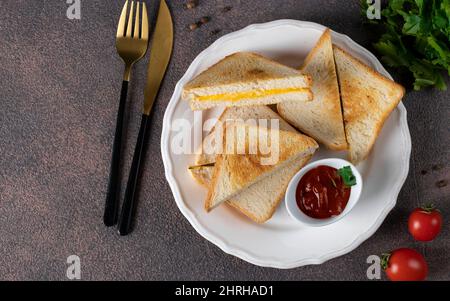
{"left": 382, "top": 248, "right": 428, "bottom": 281}
{"left": 408, "top": 204, "right": 442, "bottom": 242}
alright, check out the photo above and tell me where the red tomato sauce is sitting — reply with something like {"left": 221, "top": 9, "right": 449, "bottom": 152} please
{"left": 296, "top": 165, "right": 350, "bottom": 219}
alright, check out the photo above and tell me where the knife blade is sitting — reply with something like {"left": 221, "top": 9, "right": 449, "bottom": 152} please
{"left": 143, "top": 0, "right": 173, "bottom": 115}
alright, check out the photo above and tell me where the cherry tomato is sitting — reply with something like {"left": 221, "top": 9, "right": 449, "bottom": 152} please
{"left": 382, "top": 248, "right": 428, "bottom": 281}
{"left": 408, "top": 205, "right": 442, "bottom": 242}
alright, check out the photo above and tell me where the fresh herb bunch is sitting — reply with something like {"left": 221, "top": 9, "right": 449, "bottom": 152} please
{"left": 361, "top": 0, "right": 450, "bottom": 90}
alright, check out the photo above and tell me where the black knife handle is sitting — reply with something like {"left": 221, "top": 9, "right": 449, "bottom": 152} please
{"left": 104, "top": 80, "right": 128, "bottom": 227}
{"left": 118, "top": 113, "right": 150, "bottom": 235}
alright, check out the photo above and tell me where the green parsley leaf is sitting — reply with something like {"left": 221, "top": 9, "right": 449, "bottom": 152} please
{"left": 338, "top": 166, "right": 357, "bottom": 187}
{"left": 403, "top": 15, "right": 421, "bottom": 34}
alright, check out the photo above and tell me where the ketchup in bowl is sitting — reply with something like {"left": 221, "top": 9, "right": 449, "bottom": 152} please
{"left": 296, "top": 165, "right": 351, "bottom": 219}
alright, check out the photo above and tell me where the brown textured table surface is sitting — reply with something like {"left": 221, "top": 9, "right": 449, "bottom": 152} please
{"left": 0, "top": 0, "right": 449, "bottom": 280}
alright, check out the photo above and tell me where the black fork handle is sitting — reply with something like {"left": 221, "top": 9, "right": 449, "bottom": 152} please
{"left": 118, "top": 113, "right": 151, "bottom": 235}
{"left": 104, "top": 80, "right": 128, "bottom": 227}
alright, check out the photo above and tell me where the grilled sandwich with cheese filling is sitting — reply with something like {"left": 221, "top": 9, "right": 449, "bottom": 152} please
{"left": 182, "top": 52, "right": 313, "bottom": 110}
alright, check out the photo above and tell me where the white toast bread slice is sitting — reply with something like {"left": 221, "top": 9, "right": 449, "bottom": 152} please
{"left": 189, "top": 106, "right": 295, "bottom": 187}
{"left": 277, "top": 29, "right": 347, "bottom": 150}
{"left": 189, "top": 106, "right": 292, "bottom": 188}
{"left": 193, "top": 106, "right": 297, "bottom": 167}
{"left": 205, "top": 123, "right": 318, "bottom": 211}
{"left": 333, "top": 45, "right": 405, "bottom": 164}
{"left": 182, "top": 52, "right": 313, "bottom": 110}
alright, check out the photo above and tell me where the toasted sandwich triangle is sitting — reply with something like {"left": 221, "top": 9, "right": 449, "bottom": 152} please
{"left": 182, "top": 52, "right": 313, "bottom": 110}
{"left": 333, "top": 45, "right": 405, "bottom": 164}
{"left": 205, "top": 124, "right": 318, "bottom": 211}
{"left": 277, "top": 29, "right": 348, "bottom": 150}
{"left": 190, "top": 106, "right": 316, "bottom": 223}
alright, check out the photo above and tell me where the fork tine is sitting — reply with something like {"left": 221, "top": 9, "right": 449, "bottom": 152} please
{"left": 116, "top": 0, "right": 129, "bottom": 37}
{"left": 134, "top": 2, "right": 140, "bottom": 38}
{"left": 125, "top": 1, "right": 135, "bottom": 38}
{"left": 141, "top": 2, "right": 149, "bottom": 40}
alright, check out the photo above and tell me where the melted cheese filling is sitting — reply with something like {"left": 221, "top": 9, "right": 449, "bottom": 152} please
{"left": 196, "top": 88, "right": 308, "bottom": 102}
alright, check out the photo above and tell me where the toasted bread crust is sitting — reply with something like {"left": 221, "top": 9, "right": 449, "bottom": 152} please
{"left": 204, "top": 155, "right": 222, "bottom": 212}
{"left": 204, "top": 124, "right": 318, "bottom": 211}
{"left": 182, "top": 52, "right": 313, "bottom": 110}
{"left": 189, "top": 166, "right": 214, "bottom": 187}
{"left": 301, "top": 29, "right": 331, "bottom": 69}
{"left": 226, "top": 155, "right": 312, "bottom": 223}
{"left": 277, "top": 28, "right": 348, "bottom": 150}
{"left": 184, "top": 52, "right": 312, "bottom": 91}
{"left": 333, "top": 45, "right": 405, "bottom": 163}
{"left": 195, "top": 106, "right": 317, "bottom": 219}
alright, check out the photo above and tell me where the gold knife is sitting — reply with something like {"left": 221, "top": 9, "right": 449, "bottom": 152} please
{"left": 118, "top": 0, "right": 173, "bottom": 236}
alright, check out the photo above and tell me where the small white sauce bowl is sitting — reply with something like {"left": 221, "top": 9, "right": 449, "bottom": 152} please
{"left": 285, "top": 158, "right": 363, "bottom": 227}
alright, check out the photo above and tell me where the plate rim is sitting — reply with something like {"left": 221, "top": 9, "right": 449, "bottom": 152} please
{"left": 161, "top": 20, "right": 412, "bottom": 269}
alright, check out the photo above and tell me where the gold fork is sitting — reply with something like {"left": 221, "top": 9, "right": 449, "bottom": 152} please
{"left": 104, "top": 0, "right": 149, "bottom": 227}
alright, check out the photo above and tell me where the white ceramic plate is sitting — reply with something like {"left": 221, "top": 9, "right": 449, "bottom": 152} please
{"left": 161, "top": 20, "right": 411, "bottom": 269}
